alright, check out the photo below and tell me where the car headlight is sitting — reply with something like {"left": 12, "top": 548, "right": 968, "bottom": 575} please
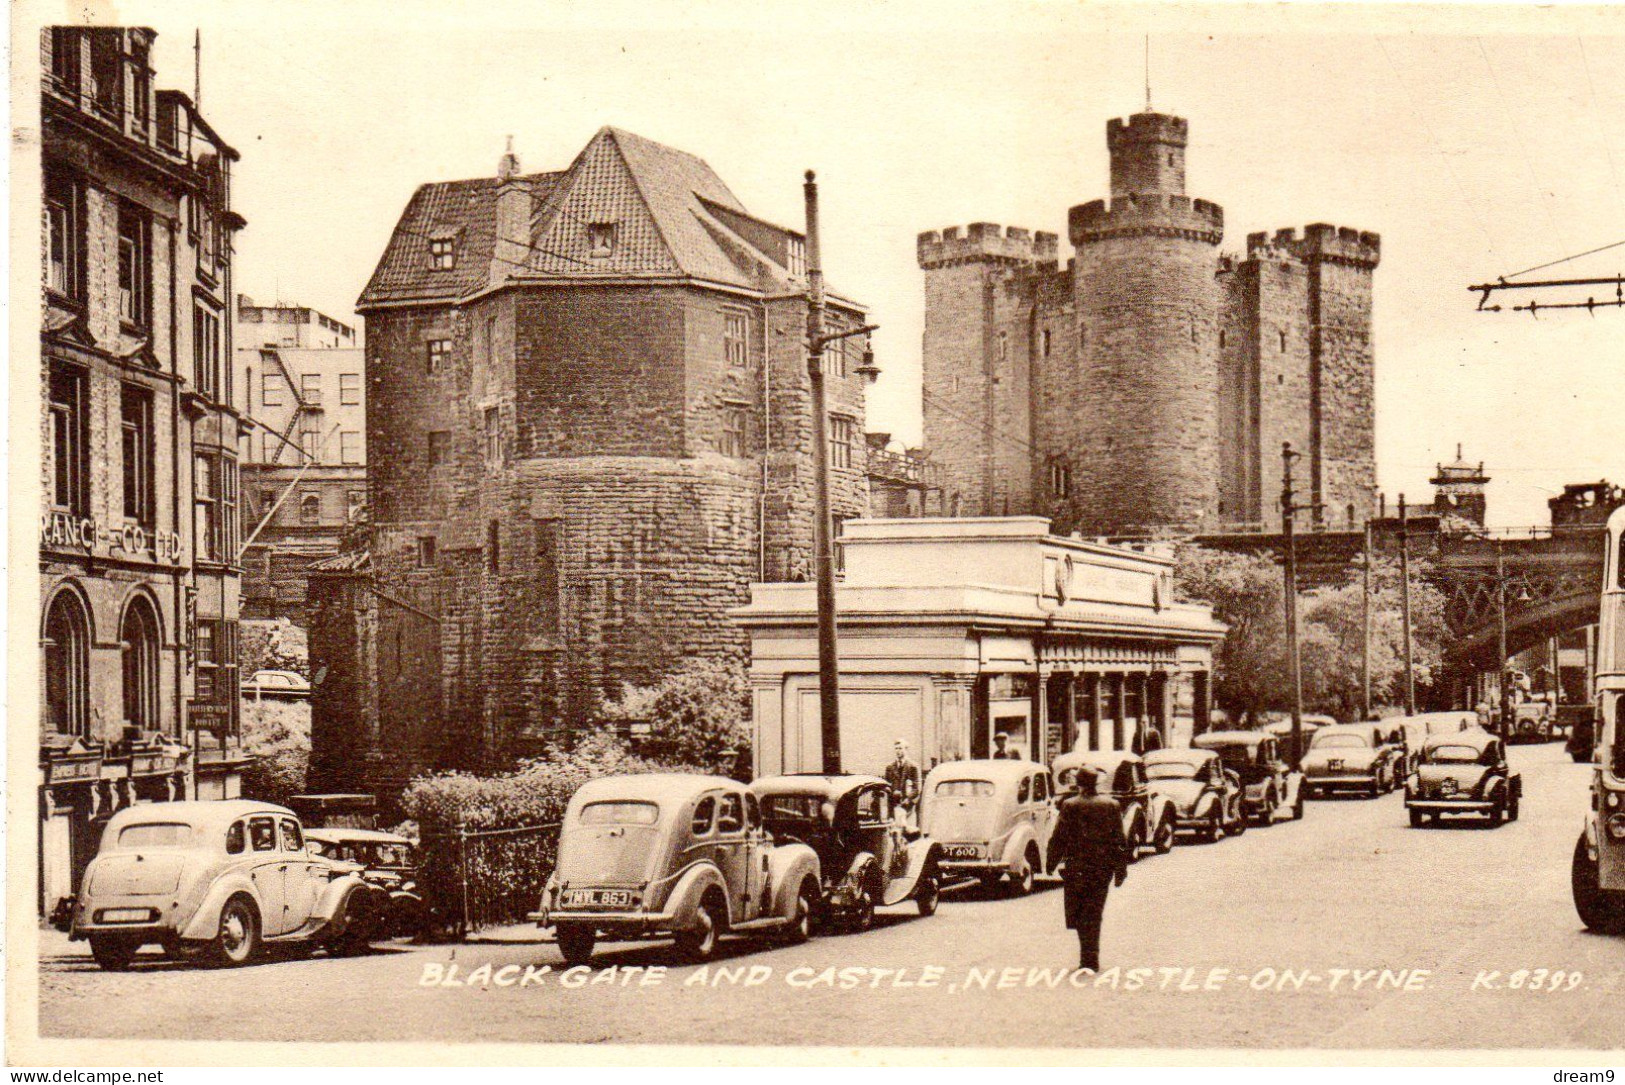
{"left": 1607, "top": 792, "right": 1620, "bottom": 810}
{"left": 1606, "top": 815, "right": 1625, "bottom": 841}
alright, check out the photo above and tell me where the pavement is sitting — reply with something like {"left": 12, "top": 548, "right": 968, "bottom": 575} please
{"left": 36, "top": 742, "right": 1625, "bottom": 1049}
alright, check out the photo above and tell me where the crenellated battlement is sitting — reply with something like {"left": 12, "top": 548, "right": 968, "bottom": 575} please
{"left": 917, "top": 222, "right": 1060, "bottom": 269}
{"left": 1245, "top": 223, "right": 1380, "bottom": 268}
{"left": 1068, "top": 192, "right": 1224, "bottom": 246}
{"left": 1107, "top": 112, "right": 1189, "bottom": 149}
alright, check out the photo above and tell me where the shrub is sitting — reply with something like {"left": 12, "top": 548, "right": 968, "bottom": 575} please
{"left": 239, "top": 699, "right": 310, "bottom": 807}
{"left": 399, "top": 732, "right": 703, "bottom": 934}
{"left": 606, "top": 657, "right": 751, "bottom": 775}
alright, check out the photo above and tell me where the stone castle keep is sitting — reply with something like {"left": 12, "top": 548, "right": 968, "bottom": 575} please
{"left": 919, "top": 110, "right": 1381, "bottom": 536}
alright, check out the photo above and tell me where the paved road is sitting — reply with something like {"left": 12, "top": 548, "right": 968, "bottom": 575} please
{"left": 38, "top": 743, "right": 1625, "bottom": 1049}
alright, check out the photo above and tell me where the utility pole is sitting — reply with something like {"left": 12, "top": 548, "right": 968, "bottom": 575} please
{"left": 1281, "top": 443, "right": 1308, "bottom": 770}
{"left": 1361, "top": 518, "right": 1373, "bottom": 721}
{"left": 1399, "top": 494, "right": 1417, "bottom": 716}
{"left": 800, "top": 172, "right": 880, "bottom": 775}
{"left": 804, "top": 170, "right": 841, "bottom": 775}
{"left": 1497, "top": 539, "right": 1511, "bottom": 739}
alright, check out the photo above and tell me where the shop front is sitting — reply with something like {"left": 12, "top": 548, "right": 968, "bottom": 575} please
{"left": 735, "top": 517, "right": 1224, "bottom": 778}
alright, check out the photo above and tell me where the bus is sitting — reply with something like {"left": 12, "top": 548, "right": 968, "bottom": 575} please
{"left": 1573, "top": 504, "right": 1625, "bottom": 932}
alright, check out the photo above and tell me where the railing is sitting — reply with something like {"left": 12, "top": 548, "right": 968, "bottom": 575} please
{"left": 866, "top": 448, "right": 943, "bottom": 488}
{"left": 416, "top": 822, "right": 560, "bottom": 936}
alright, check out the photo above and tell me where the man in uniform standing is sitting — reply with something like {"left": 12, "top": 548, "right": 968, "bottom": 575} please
{"left": 1048, "top": 765, "right": 1131, "bottom": 971}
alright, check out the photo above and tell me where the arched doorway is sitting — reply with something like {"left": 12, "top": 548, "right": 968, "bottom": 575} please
{"left": 43, "top": 588, "right": 91, "bottom": 738}
{"left": 121, "top": 593, "right": 161, "bottom": 734}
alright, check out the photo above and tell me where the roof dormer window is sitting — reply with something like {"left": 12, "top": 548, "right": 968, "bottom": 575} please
{"left": 429, "top": 236, "right": 457, "bottom": 270}
{"left": 587, "top": 222, "right": 616, "bottom": 257}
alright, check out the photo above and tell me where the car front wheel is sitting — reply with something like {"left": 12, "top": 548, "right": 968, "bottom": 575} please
{"left": 213, "top": 896, "right": 260, "bottom": 967}
{"left": 916, "top": 871, "right": 940, "bottom": 917}
{"left": 89, "top": 934, "right": 138, "bottom": 972}
{"left": 784, "top": 880, "right": 816, "bottom": 943}
{"left": 1153, "top": 816, "right": 1175, "bottom": 854}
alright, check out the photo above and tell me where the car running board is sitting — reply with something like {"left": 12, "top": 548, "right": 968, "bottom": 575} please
{"left": 724, "top": 916, "right": 792, "bottom": 933}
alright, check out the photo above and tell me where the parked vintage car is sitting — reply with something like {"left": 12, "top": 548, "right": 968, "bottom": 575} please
{"left": 1301, "top": 723, "right": 1404, "bottom": 798}
{"left": 1141, "top": 747, "right": 1248, "bottom": 842}
{"left": 1052, "top": 750, "right": 1177, "bottom": 857}
{"left": 1511, "top": 699, "right": 1555, "bottom": 744}
{"left": 69, "top": 800, "right": 389, "bottom": 970}
{"left": 1404, "top": 728, "right": 1522, "bottom": 827}
{"left": 532, "top": 774, "right": 821, "bottom": 965}
{"left": 1390, "top": 712, "right": 1476, "bottom": 774}
{"left": 244, "top": 669, "right": 312, "bottom": 700}
{"left": 1191, "top": 732, "right": 1305, "bottom": 826}
{"left": 305, "top": 827, "right": 422, "bottom": 937}
{"left": 753, "top": 774, "right": 942, "bottom": 927}
{"left": 1262, "top": 714, "right": 1337, "bottom": 767}
{"left": 918, "top": 760, "right": 1055, "bottom": 894}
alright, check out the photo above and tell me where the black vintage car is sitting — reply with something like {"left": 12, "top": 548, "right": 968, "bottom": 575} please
{"left": 1404, "top": 728, "right": 1522, "bottom": 827}
{"left": 1191, "top": 732, "right": 1306, "bottom": 826}
{"left": 752, "top": 775, "right": 942, "bottom": 931}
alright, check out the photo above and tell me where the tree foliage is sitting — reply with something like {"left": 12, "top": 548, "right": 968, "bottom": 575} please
{"left": 238, "top": 699, "right": 310, "bottom": 807}
{"left": 1174, "top": 543, "right": 1447, "bottom": 723}
{"left": 604, "top": 657, "right": 752, "bottom": 776}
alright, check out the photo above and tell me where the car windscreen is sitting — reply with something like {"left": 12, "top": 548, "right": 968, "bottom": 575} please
{"left": 579, "top": 801, "right": 659, "bottom": 826}
{"left": 1145, "top": 760, "right": 1200, "bottom": 780}
{"left": 1426, "top": 745, "right": 1481, "bottom": 764}
{"left": 118, "top": 822, "right": 193, "bottom": 848}
{"left": 935, "top": 779, "right": 995, "bottom": 798}
{"left": 761, "top": 795, "right": 822, "bottom": 821}
{"left": 1312, "top": 734, "right": 1369, "bottom": 750}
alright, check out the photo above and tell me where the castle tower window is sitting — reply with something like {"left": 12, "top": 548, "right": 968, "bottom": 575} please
{"left": 1278, "top": 329, "right": 1287, "bottom": 352}
{"left": 1219, "top": 329, "right": 1226, "bottom": 349}
{"left": 417, "top": 536, "right": 437, "bottom": 568}
{"left": 484, "top": 407, "right": 504, "bottom": 464}
{"left": 829, "top": 415, "right": 857, "bottom": 469}
{"left": 1041, "top": 329, "right": 1052, "bottom": 358}
{"left": 587, "top": 222, "right": 617, "bottom": 256}
{"left": 723, "top": 309, "right": 749, "bottom": 367}
{"left": 426, "top": 338, "right": 450, "bottom": 374}
{"left": 43, "top": 589, "right": 91, "bottom": 739}
{"left": 998, "top": 332, "right": 1008, "bottom": 362}
{"left": 429, "top": 236, "right": 457, "bottom": 270}
{"left": 427, "top": 430, "right": 451, "bottom": 467}
{"left": 487, "top": 520, "right": 501, "bottom": 573}
{"left": 1049, "top": 460, "right": 1071, "bottom": 498}
{"left": 720, "top": 404, "right": 748, "bottom": 458}
{"left": 120, "top": 594, "right": 161, "bottom": 733}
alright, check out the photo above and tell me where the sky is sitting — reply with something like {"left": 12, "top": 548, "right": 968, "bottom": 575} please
{"left": 51, "top": 0, "right": 1625, "bottom": 529}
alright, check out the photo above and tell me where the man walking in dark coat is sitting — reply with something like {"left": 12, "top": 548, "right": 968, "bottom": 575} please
{"left": 1048, "top": 765, "right": 1131, "bottom": 971}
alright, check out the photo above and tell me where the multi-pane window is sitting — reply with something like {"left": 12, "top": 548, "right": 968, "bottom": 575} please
{"left": 121, "top": 385, "right": 155, "bottom": 527}
{"left": 484, "top": 407, "right": 503, "bottom": 464}
{"left": 298, "top": 428, "right": 321, "bottom": 462}
{"left": 44, "top": 590, "right": 91, "bottom": 738}
{"left": 48, "top": 363, "right": 89, "bottom": 515}
{"left": 829, "top": 415, "right": 857, "bottom": 470}
{"left": 339, "top": 373, "right": 361, "bottom": 405}
{"left": 339, "top": 431, "right": 362, "bottom": 465}
{"left": 120, "top": 596, "right": 160, "bottom": 733}
{"left": 193, "top": 303, "right": 221, "bottom": 398}
{"left": 724, "top": 309, "right": 749, "bottom": 367}
{"left": 88, "top": 29, "right": 121, "bottom": 117}
{"left": 428, "top": 431, "right": 451, "bottom": 466}
{"left": 786, "top": 237, "right": 806, "bottom": 279}
{"left": 193, "top": 453, "right": 238, "bottom": 563}
{"left": 300, "top": 372, "right": 322, "bottom": 406}
{"left": 429, "top": 237, "right": 456, "bottom": 270}
{"left": 426, "top": 339, "right": 450, "bottom": 374}
{"left": 720, "top": 405, "right": 748, "bottom": 458}
{"left": 48, "top": 28, "right": 81, "bottom": 96}
{"left": 45, "top": 172, "right": 84, "bottom": 300}
{"left": 260, "top": 370, "right": 284, "bottom": 406}
{"left": 822, "top": 329, "right": 845, "bottom": 378}
{"left": 193, "top": 618, "right": 240, "bottom": 733}
{"left": 129, "top": 37, "right": 150, "bottom": 133}
{"left": 118, "top": 201, "right": 151, "bottom": 328}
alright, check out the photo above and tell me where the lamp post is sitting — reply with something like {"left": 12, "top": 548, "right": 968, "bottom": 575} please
{"left": 803, "top": 171, "right": 880, "bottom": 775}
{"left": 1399, "top": 494, "right": 1416, "bottom": 716}
{"left": 1497, "top": 539, "right": 1510, "bottom": 738}
{"left": 1361, "top": 518, "right": 1373, "bottom": 721}
{"left": 1280, "top": 443, "right": 1313, "bottom": 770}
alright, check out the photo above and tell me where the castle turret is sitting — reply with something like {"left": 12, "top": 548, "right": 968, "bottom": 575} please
{"left": 1432, "top": 445, "right": 1489, "bottom": 527}
{"left": 1063, "top": 112, "right": 1225, "bottom": 535}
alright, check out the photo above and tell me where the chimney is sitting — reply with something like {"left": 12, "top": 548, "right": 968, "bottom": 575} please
{"left": 491, "top": 136, "right": 529, "bottom": 282}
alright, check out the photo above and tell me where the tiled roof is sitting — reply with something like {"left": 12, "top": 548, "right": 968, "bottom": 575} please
{"left": 359, "top": 127, "right": 848, "bottom": 309}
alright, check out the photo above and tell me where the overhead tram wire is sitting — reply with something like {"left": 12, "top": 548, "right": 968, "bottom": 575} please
{"left": 1576, "top": 37, "right": 1625, "bottom": 211}
{"left": 1504, "top": 240, "right": 1625, "bottom": 281}
{"left": 918, "top": 387, "right": 1038, "bottom": 455}
{"left": 1374, "top": 36, "right": 1502, "bottom": 263}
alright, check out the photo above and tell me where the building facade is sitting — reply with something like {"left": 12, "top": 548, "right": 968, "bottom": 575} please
{"left": 918, "top": 110, "right": 1380, "bottom": 537}
{"left": 737, "top": 518, "right": 1224, "bottom": 778}
{"left": 40, "top": 26, "right": 247, "bottom": 913}
{"left": 310, "top": 129, "right": 871, "bottom": 799}
{"left": 233, "top": 297, "right": 366, "bottom": 622}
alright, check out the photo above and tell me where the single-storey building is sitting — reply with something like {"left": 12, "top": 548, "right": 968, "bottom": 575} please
{"left": 734, "top": 517, "right": 1225, "bottom": 777}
